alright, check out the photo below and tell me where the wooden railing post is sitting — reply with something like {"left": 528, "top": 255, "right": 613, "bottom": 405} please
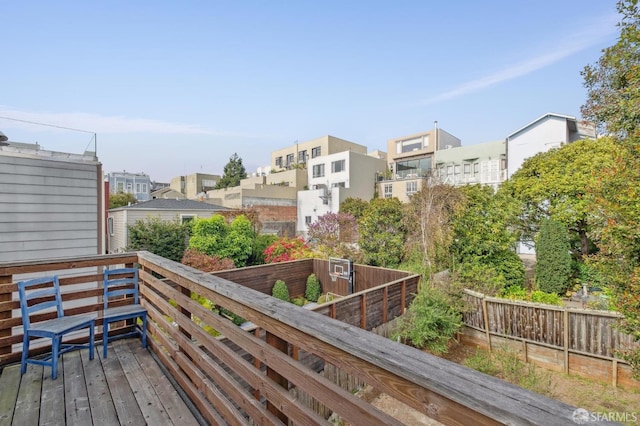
{"left": 563, "top": 308, "right": 569, "bottom": 374}
{"left": 481, "top": 297, "right": 491, "bottom": 352}
{"left": 0, "top": 274, "right": 11, "bottom": 357}
{"left": 265, "top": 331, "right": 289, "bottom": 423}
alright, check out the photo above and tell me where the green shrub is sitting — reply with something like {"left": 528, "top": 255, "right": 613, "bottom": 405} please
{"left": 530, "top": 290, "right": 563, "bottom": 306}
{"left": 127, "top": 217, "right": 189, "bottom": 262}
{"left": 272, "top": 280, "right": 290, "bottom": 302}
{"left": 500, "top": 285, "right": 528, "bottom": 300}
{"left": 535, "top": 219, "right": 572, "bottom": 294}
{"left": 463, "top": 348, "right": 499, "bottom": 376}
{"left": 291, "top": 296, "right": 306, "bottom": 307}
{"left": 305, "top": 274, "right": 321, "bottom": 302}
{"left": 393, "top": 288, "right": 462, "bottom": 354}
{"left": 218, "top": 307, "right": 246, "bottom": 326}
{"left": 250, "top": 234, "right": 279, "bottom": 265}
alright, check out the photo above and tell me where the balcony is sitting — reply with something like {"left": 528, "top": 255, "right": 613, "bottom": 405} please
{"left": 0, "top": 252, "right": 580, "bottom": 425}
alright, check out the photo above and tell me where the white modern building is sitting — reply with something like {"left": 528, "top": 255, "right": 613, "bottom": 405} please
{"left": 435, "top": 140, "right": 507, "bottom": 191}
{"left": 297, "top": 150, "right": 386, "bottom": 235}
{"left": 506, "top": 113, "right": 596, "bottom": 179}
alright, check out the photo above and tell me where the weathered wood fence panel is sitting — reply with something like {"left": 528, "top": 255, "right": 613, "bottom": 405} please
{"left": 462, "top": 289, "right": 640, "bottom": 389}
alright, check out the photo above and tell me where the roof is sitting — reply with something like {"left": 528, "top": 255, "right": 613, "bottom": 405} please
{"left": 111, "top": 198, "right": 230, "bottom": 211}
{"left": 506, "top": 112, "right": 576, "bottom": 140}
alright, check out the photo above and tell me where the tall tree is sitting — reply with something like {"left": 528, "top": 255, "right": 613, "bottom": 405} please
{"left": 403, "top": 181, "right": 464, "bottom": 277}
{"left": 500, "top": 138, "right": 619, "bottom": 259}
{"left": 535, "top": 219, "right": 572, "bottom": 294}
{"left": 581, "top": 0, "right": 640, "bottom": 375}
{"left": 216, "top": 153, "right": 247, "bottom": 189}
{"left": 307, "top": 212, "right": 360, "bottom": 260}
{"left": 359, "top": 197, "right": 406, "bottom": 267}
{"left": 581, "top": 0, "right": 640, "bottom": 141}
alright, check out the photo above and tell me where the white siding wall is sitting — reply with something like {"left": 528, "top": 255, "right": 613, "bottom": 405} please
{"left": 507, "top": 116, "right": 567, "bottom": 178}
{"left": 0, "top": 152, "right": 100, "bottom": 262}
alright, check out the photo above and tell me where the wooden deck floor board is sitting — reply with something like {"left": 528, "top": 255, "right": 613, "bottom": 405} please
{"left": 0, "top": 365, "right": 21, "bottom": 426}
{"left": 81, "top": 348, "right": 119, "bottom": 425}
{"left": 111, "top": 339, "right": 175, "bottom": 425}
{"left": 12, "top": 364, "right": 42, "bottom": 426}
{"left": 127, "top": 340, "right": 199, "bottom": 425}
{"left": 39, "top": 357, "right": 65, "bottom": 426}
{"left": 64, "top": 350, "right": 92, "bottom": 425}
{"left": 0, "top": 339, "right": 201, "bottom": 426}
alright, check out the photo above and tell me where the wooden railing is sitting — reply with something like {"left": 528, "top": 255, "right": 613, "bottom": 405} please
{"left": 0, "top": 252, "right": 587, "bottom": 425}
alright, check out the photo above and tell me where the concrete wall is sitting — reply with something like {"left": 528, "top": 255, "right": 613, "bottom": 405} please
{"left": 270, "top": 135, "right": 367, "bottom": 171}
{"left": 0, "top": 146, "right": 101, "bottom": 262}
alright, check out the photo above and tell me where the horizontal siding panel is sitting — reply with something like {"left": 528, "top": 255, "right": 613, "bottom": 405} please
{"left": 0, "top": 229, "right": 97, "bottom": 243}
{"left": 0, "top": 183, "right": 98, "bottom": 197}
{"left": 0, "top": 237, "right": 97, "bottom": 252}
{"left": 0, "top": 173, "right": 97, "bottom": 188}
{"left": 0, "top": 156, "right": 98, "bottom": 175}
{"left": 0, "top": 212, "right": 97, "bottom": 223}
{"left": 0, "top": 203, "right": 97, "bottom": 214}
{"left": 0, "top": 246, "right": 98, "bottom": 262}
{"left": 0, "top": 193, "right": 97, "bottom": 205}
{"left": 0, "top": 221, "right": 97, "bottom": 233}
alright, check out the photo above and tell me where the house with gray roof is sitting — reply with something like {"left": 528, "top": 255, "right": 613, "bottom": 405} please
{"left": 107, "top": 198, "right": 231, "bottom": 253}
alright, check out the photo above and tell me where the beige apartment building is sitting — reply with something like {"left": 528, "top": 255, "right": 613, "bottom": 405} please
{"left": 270, "top": 135, "right": 367, "bottom": 171}
{"left": 170, "top": 173, "right": 220, "bottom": 199}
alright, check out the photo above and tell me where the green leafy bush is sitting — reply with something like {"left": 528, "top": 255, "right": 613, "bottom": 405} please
{"left": 305, "top": 273, "right": 321, "bottom": 302}
{"left": 393, "top": 288, "right": 462, "bottom": 354}
{"left": 250, "top": 234, "right": 279, "bottom": 265}
{"left": 530, "top": 290, "right": 563, "bottom": 306}
{"left": 181, "top": 249, "right": 235, "bottom": 272}
{"left": 218, "top": 307, "right": 246, "bottom": 326}
{"left": 291, "top": 296, "right": 306, "bottom": 307}
{"left": 272, "top": 280, "right": 290, "bottom": 302}
{"left": 127, "top": 217, "right": 189, "bottom": 262}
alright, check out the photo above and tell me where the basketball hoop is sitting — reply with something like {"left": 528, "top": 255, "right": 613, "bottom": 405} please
{"left": 329, "top": 273, "right": 338, "bottom": 282}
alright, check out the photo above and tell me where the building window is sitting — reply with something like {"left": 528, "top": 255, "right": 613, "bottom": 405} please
{"left": 180, "top": 214, "right": 196, "bottom": 224}
{"left": 311, "top": 146, "right": 321, "bottom": 158}
{"left": 117, "top": 182, "right": 124, "bottom": 192}
{"left": 275, "top": 156, "right": 283, "bottom": 167}
{"left": 331, "top": 159, "right": 345, "bottom": 173}
{"left": 305, "top": 216, "right": 312, "bottom": 225}
{"left": 474, "top": 162, "right": 480, "bottom": 175}
{"left": 384, "top": 184, "right": 393, "bottom": 198}
{"left": 142, "top": 183, "right": 147, "bottom": 193}
{"left": 312, "top": 164, "right": 325, "bottom": 178}
{"left": 464, "top": 164, "right": 471, "bottom": 175}
{"left": 395, "top": 157, "right": 432, "bottom": 179}
{"left": 136, "top": 183, "right": 141, "bottom": 193}
{"left": 446, "top": 166, "right": 453, "bottom": 176}
{"left": 396, "top": 137, "right": 426, "bottom": 154}
{"left": 126, "top": 183, "right": 133, "bottom": 193}
{"left": 454, "top": 165, "right": 461, "bottom": 175}
{"left": 332, "top": 182, "right": 346, "bottom": 188}
{"left": 107, "top": 217, "right": 114, "bottom": 236}
{"left": 286, "top": 154, "right": 295, "bottom": 167}
{"left": 298, "top": 150, "right": 307, "bottom": 163}
{"left": 406, "top": 181, "right": 417, "bottom": 195}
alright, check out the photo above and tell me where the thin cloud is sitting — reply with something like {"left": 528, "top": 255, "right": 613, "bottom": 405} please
{"left": 0, "top": 107, "right": 240, "bottom": 137}
{"left": 416, "top": 14, "right": 619, "bottom": 106}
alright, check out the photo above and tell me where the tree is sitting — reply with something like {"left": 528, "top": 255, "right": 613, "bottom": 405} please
{"left": 581, "top": 1, "right": 640, "bottom": 375}
{"left": 340, "top": 197, "right": 369, "bottom": 221}
{"left": 450, "top": 185, "right": 524, "bottom": 290}
{"left": 188, "top": 214, "right": 255, "bottom": 267}
{"left": 403, "top": 181, "right": 464, "bottom": 277}
{"left": 263, "top": 237, "right": 315, "bottom": 263}
{"left": 127, "top": 217, "right": 189, "bottom": 262}
{"left": 500, "top": 138, "right": 619, "bottom": 259}
{"left": 216, "top": 153, "right": 247, "bottom": 189}
{"left": 581, "top": 0, "right": 640, "bottom": 140}
{"left": 307, "top": 212, "right": 360, "bottom": 260}
{"left": 535, "top": 219, "right": 572, "bottom": 294}
{"left": 359, "top": 197, "right": 406, "bottom": 267}
{"left": 109, "top": 192, "right": 138, "bottom": 209}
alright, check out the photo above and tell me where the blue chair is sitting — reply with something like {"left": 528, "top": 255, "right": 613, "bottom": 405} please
{"left": 102, "top": 267, "right": 147, "bottom": 358}
{"left": 18, "top": 276, "right": 95, "bottom": 380}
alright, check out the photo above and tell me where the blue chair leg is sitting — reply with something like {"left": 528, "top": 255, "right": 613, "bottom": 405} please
{"left": 89, "top": 324, "right": 95, "bottom": 360}
{"left": 103, "top": 322, "right": 109, "bottom": 359}
{"left": 51, "top": 336, "right": 60, "bottom": 380}
{"left": 21, "top": 334, "right": 29, "bottom": 374}
{"left": 142, "top": 314, "right": 147, "bottom": 348}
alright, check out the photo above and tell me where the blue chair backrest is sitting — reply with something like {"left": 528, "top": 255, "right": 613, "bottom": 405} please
{"left": 103, "top": 268, "right": 139, "bottom": 309}
{"left": 18, "top": 276, "right": 65, "bottom": 331}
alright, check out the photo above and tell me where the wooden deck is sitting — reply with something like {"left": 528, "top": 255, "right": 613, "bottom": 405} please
{"left": 0, "top": 339, "right": 203, "bottom": 426}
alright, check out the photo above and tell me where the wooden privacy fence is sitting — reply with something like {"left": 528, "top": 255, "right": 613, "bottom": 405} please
{"left": 0, "top": 252, "right": 589, "bottom": 425}
{"left": 462, "top": 289, "right": 640, "bottom": 388}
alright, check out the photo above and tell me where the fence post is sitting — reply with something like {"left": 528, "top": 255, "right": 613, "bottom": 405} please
{"left": 481, "top": 297, "right": 491, "bottom": 352}
{"left": 612, "top": 359, "right": 618, "bottom": 387}
{"left": 563, "top": 309, "right": 569, "bottom": 374}
{"left": 360, "top": 294, "right": 367, "bottom": 329}
{"left": 0, "top": 274, "right": 11, "bottom": 358}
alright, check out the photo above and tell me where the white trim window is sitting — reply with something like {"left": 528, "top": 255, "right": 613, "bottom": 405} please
{"left": 384, "top": 184, "right": 393, "bottom": 198}
{"left": 312, "top": 164, "right": 325, "bottom": 178}
{"left": 406, "top": 181, "right": 417, "bottom": 195}
{"left": 331, "top": 159, "right": 345, "bottom": 173}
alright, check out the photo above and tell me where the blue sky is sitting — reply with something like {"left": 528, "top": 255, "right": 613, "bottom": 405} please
{"left": 1, "top": 1, "right": 619, "bottom": 182}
